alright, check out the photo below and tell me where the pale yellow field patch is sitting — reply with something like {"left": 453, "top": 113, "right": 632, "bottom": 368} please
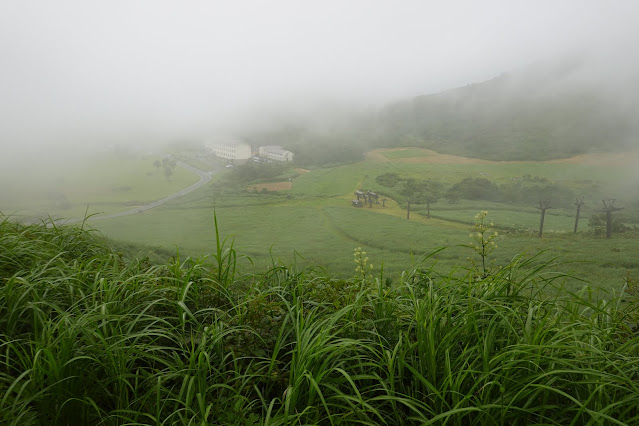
{"left": 365, "top": 147, "right": 639, "bottom": 166}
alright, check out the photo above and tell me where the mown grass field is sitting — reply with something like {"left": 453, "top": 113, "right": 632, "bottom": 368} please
{"left": 382, "top": 148, "right": 432, "bottom": 159}
{"left": 88, "top": 147, "right": 639, "bottom": 293}
{"left": 0, "top": 151, "right": 199, "bottom": 219}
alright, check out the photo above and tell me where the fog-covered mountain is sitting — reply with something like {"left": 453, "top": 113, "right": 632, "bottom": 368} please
{"left": 376, "top": 55, "right": 639, "bottom": 160}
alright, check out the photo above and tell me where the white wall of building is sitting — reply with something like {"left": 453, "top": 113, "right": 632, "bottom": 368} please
{"left": 258, "top": 145, "right": 294, "bottom": 162}
{"left": 206, "top": 141, "right": 252, "bottom": 160}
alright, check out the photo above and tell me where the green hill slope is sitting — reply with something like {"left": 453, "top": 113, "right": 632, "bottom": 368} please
{"left": 378, "top": 58, "right": 638, "bottom": 160}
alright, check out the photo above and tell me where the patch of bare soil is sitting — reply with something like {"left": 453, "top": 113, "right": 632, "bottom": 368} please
{"left": 365, "top": 148, "right": 497, "bottom": 164}
{"left": 295, "top": 168, "right": 311, "bottom": 173}
{"left": 365, "top": 147, "right": 639, "bottom": 166}
{"left": 248, "top": 181, "right": 292, "bottom": 191}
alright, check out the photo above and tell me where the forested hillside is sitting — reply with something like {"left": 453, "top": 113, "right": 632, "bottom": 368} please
{"left": 377, "top": 57, "right": 638, "bottom": 160}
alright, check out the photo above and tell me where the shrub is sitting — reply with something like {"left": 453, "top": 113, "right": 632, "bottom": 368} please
{"left": 375, "top": 172, "right": 402, "bottom": 187}
{"left": 449, "top": 177, "right": 502, "bottom": 201}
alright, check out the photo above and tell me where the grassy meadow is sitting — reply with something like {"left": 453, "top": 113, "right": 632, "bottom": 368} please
{"left": 2, "top": 215, "right": 639, "bottom": 425}
{"left": 0, "top": 150, "right": 199, "bottom": 220}
{"left": 3, "top": 147, "right": 639, "bottom": 424}
{"left": 82, "top": 147, "right": 639, "bottom": 294}
{"left": 3, "top": 146, "right": 638, "bottom": 291}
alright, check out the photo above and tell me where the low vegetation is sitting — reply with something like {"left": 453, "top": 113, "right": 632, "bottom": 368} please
{"left": 2, "top": 214, "right": 639, "bottom": 424}
{"left": 0, "top": 152, "right": 198, "bottom": 220}
{"left": 86, "top": 146, "right": 639, "bottom": 293}
{"left": 375, "top": 172, "right": 585, "bottom": 209}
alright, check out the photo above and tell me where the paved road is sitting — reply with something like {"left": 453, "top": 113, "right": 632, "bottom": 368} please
{"left": 54, "top": 160, "right": 214, "bottom": 226}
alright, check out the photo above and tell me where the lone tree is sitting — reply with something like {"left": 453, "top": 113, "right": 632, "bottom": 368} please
{"left": 399, "top": 178, "right": 420, "bottom": 220}
{"left": 421, "top": 179, "right": 443, "bottom": 218}
{"left": 162, "top": 157, "right": 177, "bottom": 181}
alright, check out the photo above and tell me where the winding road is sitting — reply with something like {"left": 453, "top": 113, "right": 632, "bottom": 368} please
{"left": 54, "top": 160, "right": 214, "bottom": 226}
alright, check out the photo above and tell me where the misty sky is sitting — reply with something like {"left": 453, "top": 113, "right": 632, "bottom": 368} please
{"left": 1, "top": 1, "right": 638, "bottom": 158}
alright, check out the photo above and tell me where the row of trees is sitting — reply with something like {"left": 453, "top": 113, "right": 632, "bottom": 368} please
{"left": 376, "top": 173, "right": 448, "bottom": 219}
{"left": 398, "top": 178, "right": 443, "bottom": 219}
{"left": 376, "top": 173, "right": 583, "bottom": 215}
{"left": 375, "top": 173, "right": 635, "bottom": 238}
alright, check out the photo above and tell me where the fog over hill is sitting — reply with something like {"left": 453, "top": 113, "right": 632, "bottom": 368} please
{"left": 377, "top": 53, "right": 639, "bottom": 160}
{"left": 1, "top": 1, "right": 639, "bottom": 170}
{"left": 246, "top": 53, "right": 639, "bottom": 166}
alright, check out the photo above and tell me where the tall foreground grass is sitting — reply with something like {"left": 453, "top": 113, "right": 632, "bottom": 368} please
{"left": 1, "top": 214, "right": 639, "bottom": 425}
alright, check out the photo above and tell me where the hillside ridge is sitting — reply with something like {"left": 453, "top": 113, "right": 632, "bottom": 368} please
{"left": 377, "top": 58, "right": 639, "bottom": 161}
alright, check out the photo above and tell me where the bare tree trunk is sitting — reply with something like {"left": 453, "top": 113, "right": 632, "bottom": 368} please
{"left": 574, "top": 197, "right": 584, "bottom": 233}
{"left": 538, "top": 209, "right": 546, "bottom": 237}
{"left": 537, "top": 201, "right": 551, "bottom": 238}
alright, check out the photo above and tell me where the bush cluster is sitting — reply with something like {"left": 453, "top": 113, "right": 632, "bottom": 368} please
{"left": 375, "top": 173, "right": 579, "bottom": 208}
{"left": 226, "top": 162, "right": 287, "bottom": 185}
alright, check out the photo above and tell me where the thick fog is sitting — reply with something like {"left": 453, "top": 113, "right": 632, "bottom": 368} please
{"left": 1, "top": 0, "right": 638, "bottom": 164}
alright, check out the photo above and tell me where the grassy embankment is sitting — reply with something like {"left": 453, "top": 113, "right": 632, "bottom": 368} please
{"left": 90, "top": 148, "right": 639, "bottom": 293}
{"left": 1, "top": 215, "right": 639, "bottom": 424}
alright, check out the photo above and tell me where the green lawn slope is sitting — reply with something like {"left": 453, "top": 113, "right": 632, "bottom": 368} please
{"left": 91, "top": 147, "right": 639, "bottom": 293}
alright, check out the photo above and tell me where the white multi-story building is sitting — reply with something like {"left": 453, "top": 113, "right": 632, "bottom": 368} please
{"left": 258, "top": 145, "right": 294, "bottom": 162}
{"left": 205, "top": 140, "right": 252, "bottom": 160}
